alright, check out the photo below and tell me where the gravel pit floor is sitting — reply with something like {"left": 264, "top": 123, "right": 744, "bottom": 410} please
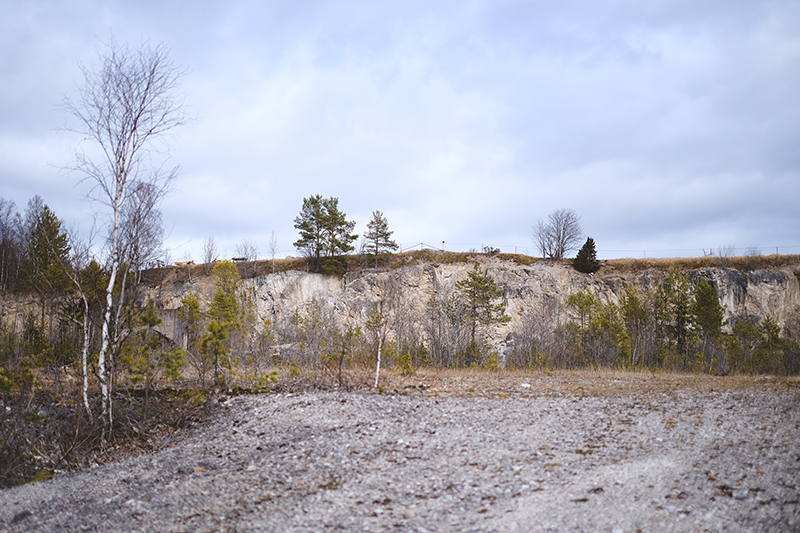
{"left": 1, "top": 370, "right": 799, "bottom": 532}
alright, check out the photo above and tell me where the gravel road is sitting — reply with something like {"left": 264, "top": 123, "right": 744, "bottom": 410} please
{"left": 1, "top": 373, "right": 798, "bottom": 532}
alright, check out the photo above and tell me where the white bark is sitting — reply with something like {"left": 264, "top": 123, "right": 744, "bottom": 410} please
{"left": 373, "top": 336, "right": 382, "bottom": 389}
{"left": 63, "top": 38, "right": 187, "bottom": 433}
{"left": 97, "top": 256, "right": 118, "bottom": 425}
{"left": 80, "top": 293, "right": 93, "bottom": 421}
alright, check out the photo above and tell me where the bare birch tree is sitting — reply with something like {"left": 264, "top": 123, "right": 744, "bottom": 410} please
{"left": 62, "top": 37, "right": 188, "bottom": 431}
{"left": 268, "top": 231, "right": 278, "bottom": 274}
{"left": 366, "top": 301, "right": 389, "bottom": 388}
{"left": 201, "top": 236, "right": 218, "bottom": 275}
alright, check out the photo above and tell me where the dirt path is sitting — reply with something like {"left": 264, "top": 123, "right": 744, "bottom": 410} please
{"left": 1, "top": 372, "right": 798, "bottom": 532}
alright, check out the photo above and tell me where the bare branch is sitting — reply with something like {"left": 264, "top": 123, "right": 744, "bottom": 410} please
{"left": 61, "top": 36, "right": 188, "bottom": 431}
{"left": 532, "top": 208, "right": 582, "bottom": 260}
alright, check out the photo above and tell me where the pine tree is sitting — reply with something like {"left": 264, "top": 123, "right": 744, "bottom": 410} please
{"left": 691, "top": 278, "right": 726, "bottom": 371}
{"left": 573, "top": 237, "right": 600, "bottom": 274}
{"left": 293, "top": 195, "right": 358, "bottom": 274}
{"left": 22, "top": 205, "right": 72, "bottom": 331}
{"left": 121, "top": 299, "right": 184, "bottom": 420}
{"left": 364, "top": 210, "right": 399, "bottom": 267}
{"left": 456, "top": 263, "right": 510, "bottom": 364}
{"left": 200, "top": 260, "right": 243, "bottom": 386}
{"left": 656, "top": 268, "right": 695, "bottom": 368}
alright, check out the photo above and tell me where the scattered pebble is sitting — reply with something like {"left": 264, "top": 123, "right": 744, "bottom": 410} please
{"left": 1, "top": 374, "right": 798, "bottom": 532}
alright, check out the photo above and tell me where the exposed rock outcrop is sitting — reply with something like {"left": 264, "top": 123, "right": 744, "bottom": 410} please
{"left": 144, "top": 258, "right": 800, "bottom": 352}
{"left": 2, "top": 259, "right": 797, "bottom": 353}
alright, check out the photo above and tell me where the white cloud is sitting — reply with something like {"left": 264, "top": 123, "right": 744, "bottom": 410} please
{"left": 2, "top": 0, "right": 799, "bottom": 260}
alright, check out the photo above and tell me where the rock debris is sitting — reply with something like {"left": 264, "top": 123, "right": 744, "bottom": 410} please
{"left": 1, "top": 373, "right": 798, "bottom": 532}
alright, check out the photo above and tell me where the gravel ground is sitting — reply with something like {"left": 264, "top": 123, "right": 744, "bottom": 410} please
{"left": 1, "top": 372, "right": 798, "bottom": 532}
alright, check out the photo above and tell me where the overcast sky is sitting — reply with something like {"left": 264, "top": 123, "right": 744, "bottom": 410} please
{"left": 2, "top": 0, "right": 799, "bottom": 261}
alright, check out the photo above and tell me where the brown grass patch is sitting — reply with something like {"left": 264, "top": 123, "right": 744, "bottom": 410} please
{"left": 376, "top": 367, "right": 795, "bottom": 397}
{"left": 141, "top": 250, "right": 542, "bottom": 286}
{"left": 600, "top": 254, "right": 800, "bottom": 275}
{"left": 139, "top": 251, "right": 800, "bottom": 287}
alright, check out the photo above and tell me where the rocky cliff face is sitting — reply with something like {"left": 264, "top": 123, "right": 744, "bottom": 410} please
{"left": 145, "top": 258, "right": 800, "bottom": 352}
{"left": 3, "top": 259, "right": 796, "bottom": 351}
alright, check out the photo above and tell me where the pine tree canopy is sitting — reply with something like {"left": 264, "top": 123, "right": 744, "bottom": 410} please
{"left": 293, "top": 195, "right": 357, "bottom": 271}
{"left": 364, "top": 210, "right": 398, "bottom": 267}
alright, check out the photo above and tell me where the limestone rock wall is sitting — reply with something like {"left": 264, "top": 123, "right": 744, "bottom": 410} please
{"left": 143, "top": 259, "right": 800, "bottom": 351}
{"left": 2, "top": 259, "right": 796, "bottom": 351}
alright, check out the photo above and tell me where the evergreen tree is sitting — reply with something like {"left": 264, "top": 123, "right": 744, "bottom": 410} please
{"left": 207, "top": 261, "right": 241, "bottom": 326}
{"left": 620, "top": 285, "right": 654, "bottom": 367}
{"left": 691, "top": 279, "right": 725, "bottom": 337}
{"left": 364, "top": 210, "right": 398, "bottom": 267}
{"left": 178, "top": 291, "right": 202, "bottom": 350}
{"left": 178, "top": 290, "right": 206, "bottom": 383}
{"left": 201, "top": 260, "right": 243, "bottom": 385}
{"left": 22, "top": 205, "right": 71, "bottom": 331}
{"left": 655, "top": 268, "right": 696, "bottom": 369}
{"left": 687, "top": 279, "right": 726, "bottom": 373}
{"left": 293, "top": 195, "right": 358, "bottom": 274}
{"left": 456, "top": 263, "right": 510, "bottom": 364}
{"left": 573, "top": 237, "right": 600, "bottom": 274}
{"left": 199, "top": 320, "right": 228, "bottom": 387}
{"left": 121, "top": 299, "right": 185, "bottom": 419}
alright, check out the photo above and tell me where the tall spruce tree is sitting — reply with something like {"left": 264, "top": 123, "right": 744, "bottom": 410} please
{"left": 656, "top": 268, "right": 695, "bottom": 368}
{"left": 692, "top": 279, "right": 725, "bottom": 337}
{"left": 22, "top": 205, "right": 72, "bottom": 331}
{"left": 691, "top": 278, "right": 726, "bottom": 368}
{"left": 574, "top": 237, "right": 600, "bottom": 274}
{"left": 201, "top": 260, "right": 242, "bottom": 385}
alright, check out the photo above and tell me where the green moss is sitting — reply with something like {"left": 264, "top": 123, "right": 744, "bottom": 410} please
{"left": 25, "top": 469, "right": 53, "bottom": 484}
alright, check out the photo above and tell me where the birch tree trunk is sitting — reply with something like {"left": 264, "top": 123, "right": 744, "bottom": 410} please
{"left": 62, "top": 37, "right": 187, "bottom": 436}
{"left": 373, "top": 336, "right": 383, "bottom": 389}
{"left": 80, "top": 292, "right": 92, "bottom": 421}
{"left": 97, "top": 257, "right": 118, "bottom": 429}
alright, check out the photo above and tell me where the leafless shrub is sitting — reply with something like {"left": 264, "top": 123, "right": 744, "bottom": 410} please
{"left": 745, "top": 245, "right": 761, "bottom": 270}
{"left": 507, "top": 297, "right": 560, "bottom": 369}
{"left": 714, "top": 245, "right": 736, "bottom": 268}
{"left": 236, "top": 239, "right": 259, "bottom": 278}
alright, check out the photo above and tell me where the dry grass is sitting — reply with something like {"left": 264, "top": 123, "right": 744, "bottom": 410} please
{"left": 141, "top": 250, "right": 541, "bottom": 286}
{"left": 600, "top": 254, "right": 800, "bottom": 275}
{"left": 379, "top": 367, "right": 797, "bottom": 398}
{"left": 140, "top": 252, "right": 800, "bottom": 287}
